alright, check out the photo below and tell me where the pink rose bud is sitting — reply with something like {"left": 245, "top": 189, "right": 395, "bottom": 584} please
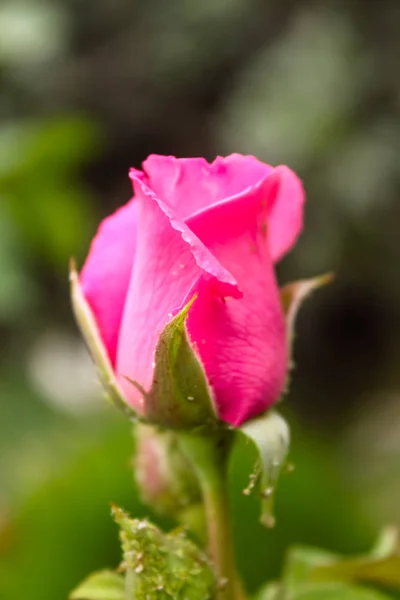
{"left": 78, "top": 154, "right": 305, "bottom": 427}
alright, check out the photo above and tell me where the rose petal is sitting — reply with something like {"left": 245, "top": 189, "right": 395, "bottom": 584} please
{"left": 142, "top": 154, "right": 273, "bottom": 219}
{"left": 130, "top": 168, "right": 241, "bottom": 297}
{"left": 80, "top": 199, "right": 138, "bottom": 366}
{"left": 267, "top": 165, "right": 305, "bottom": 262}
{"left": 115, "top": 177, "right": 210, "bottom": 411}
{"left": 185, "top": 176, "right": 287, "bottom": 426}
{"left": 143, "top": 155, "right": 304, "bottom": 263}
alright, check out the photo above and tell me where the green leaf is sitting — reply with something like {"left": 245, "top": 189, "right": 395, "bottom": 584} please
{"left": 287, "top": 583, "right": 393, "bottom": 600}
{"left": 255, "top": 582, "right": 282, "bottom": 599}
{"left": 258, "top": 584, "right": 394, "bottom": 600}
{"left": 239, "top": 410, "right": 290, "bottom": 528}
{"left": 70, "top": 570, "right": 125, "bottom": 600}
{"left": 369, "top": 527, "right": 399, "bottom": 559}
{"left": 283, "top": 546, "right": 339, "bottom": 585}
{"left": 257, "top": 581, "right": 393, "bottom": 600}
{"left": 70, "top": 260, "right": 138, "bottom": 420}
{"left": 130, "top": 296, "right": 216, "bottom": 429}
{"left": 309, "top": 528, "right": 400, "bottom": 589}
{"left": 280, "top": 529, "right": 400, "bottom": 596}
{"left": 311, "top": 550, "right": 400, "bottom": 589}
{"left": 112, "top": 505, "right": 216, "bottom": 600}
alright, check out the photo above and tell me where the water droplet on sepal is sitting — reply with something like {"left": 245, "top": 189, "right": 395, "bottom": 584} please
{"left": 240, "top": 410, "right": 290, "bottom": 528}
{"left": 242, "top": 470, "right": 260, "bottom": 496}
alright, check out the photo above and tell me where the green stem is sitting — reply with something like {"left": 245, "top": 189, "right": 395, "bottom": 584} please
{"left": 179, "top": 430, "right": 246, "bottom": 600}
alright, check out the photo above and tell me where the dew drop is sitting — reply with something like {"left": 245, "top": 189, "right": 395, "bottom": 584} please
{"left": 262, "top": 514, "right": 276, "bottom": 528}
{"left": 261, "top": 487, "right": 273, "bottom": 498}
{"left": 242, "top": 473, "right": 257, "bottom": 496}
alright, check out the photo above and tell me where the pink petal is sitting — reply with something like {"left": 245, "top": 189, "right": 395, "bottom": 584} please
{"left": 185, "top": 175, "right": 287, "bottom": 426}
{"left": 267, "top": 165, "right": 305, "bottom": 262}
{"left": 130, "top": 168, "right": 241, "bottom": 297}
{"left": 116, "top": 175, "right": 208, "bottom": 411}
{"left": 143, "top": 155, "right": 304, "bottom": 263}
{"left": 80, "top": 199, "right": 138, "bottom": 366}
{"left": 118, "top": 168, "right": 262, "bottom": 412}
{"left": 142, "top": 154, "right": 274, "bottom": 219}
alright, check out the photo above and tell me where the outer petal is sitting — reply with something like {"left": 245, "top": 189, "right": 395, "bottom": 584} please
{"left": 142, "top": 154, "right": 274, "bottom": 219}
{"left": 185, "top": 174, "right": 287, "bottom": 426}
{"left": 80, "top": 199, "right": 138, "bottom": 366}
{"left": 267, "top": 165, "right": 305, "bottom": 262}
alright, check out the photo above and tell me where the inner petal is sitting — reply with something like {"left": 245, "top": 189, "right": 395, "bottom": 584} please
{"left": 142, "top": 153, "right": 273, "bottom": 219}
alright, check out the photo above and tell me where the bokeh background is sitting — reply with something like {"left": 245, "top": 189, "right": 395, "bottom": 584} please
{"left": 1, "top": 0, "right": 400, "bottom": 598}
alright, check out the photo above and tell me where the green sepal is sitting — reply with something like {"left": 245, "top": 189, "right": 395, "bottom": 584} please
{"left": 239, "top": 410, "right": 290, "bottom": 528}
{"left": 69, "top": 259, "right": 137, "bottom": 421}
{"left": 280, "top": 273, "right": 333, "bottom": 347}
{"left": 69, "top": 570, "right": 125, "bottom": 600}
{"left": 128, "top": 296, "right": 217, "bottom": 429}
{"left": 280, "top": 273, "right": 333, "bottom": 397}
{"left": 112, "top": 505, "right": 216, "bottom": 599}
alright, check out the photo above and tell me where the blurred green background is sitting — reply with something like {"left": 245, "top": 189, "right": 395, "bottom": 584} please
{"left": 1, "top": 0, "right": 400, "bottom": 598}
